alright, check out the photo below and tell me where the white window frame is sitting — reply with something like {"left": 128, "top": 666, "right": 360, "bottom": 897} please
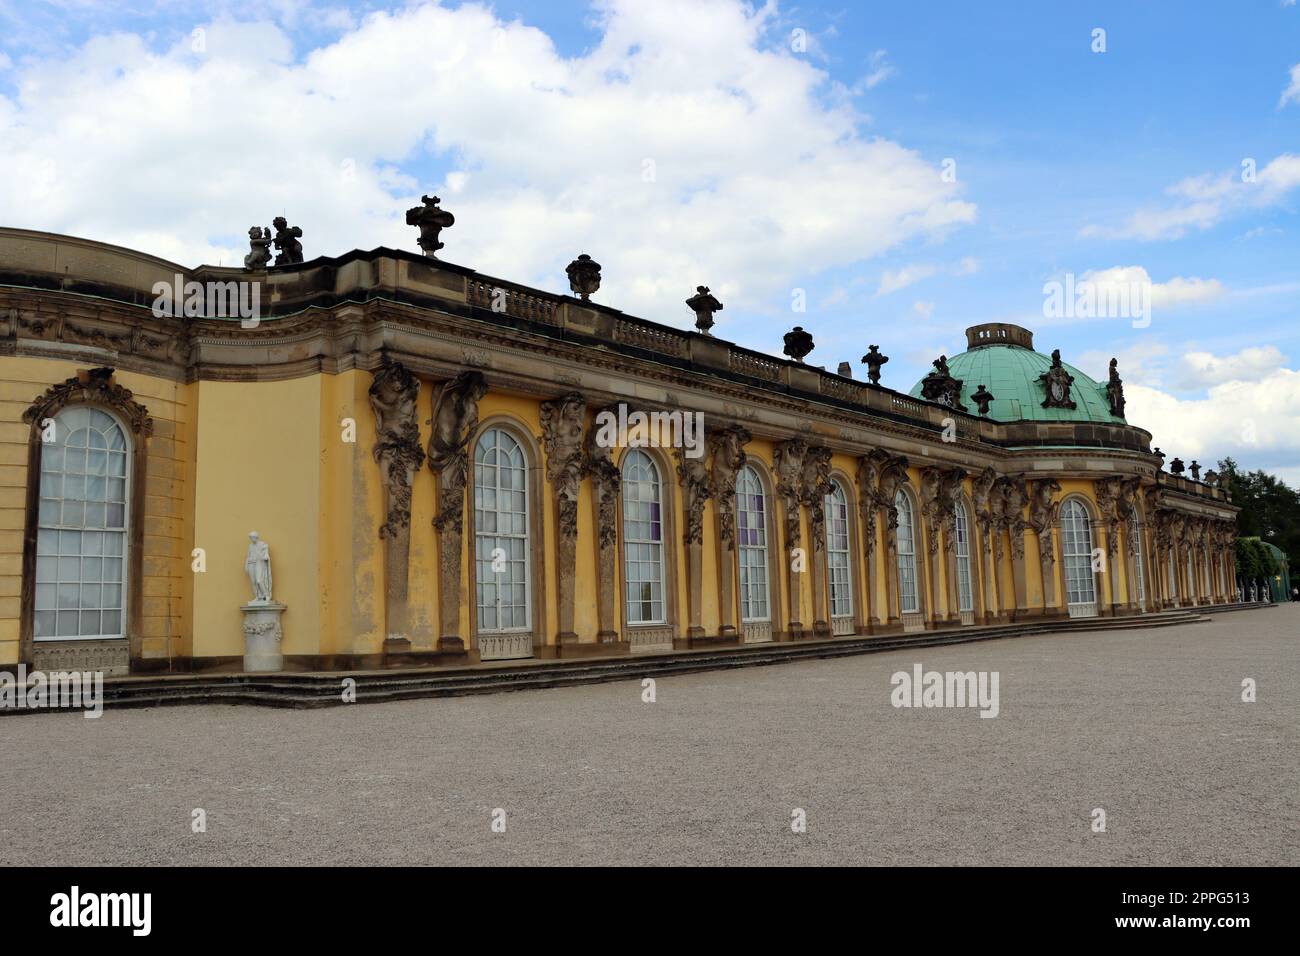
{"left": 33, "top": 406, "right": 131, "bottom": 642}
{"left": 896, "top": 490, "right": 919, "bottom": 614}
{"left": 825, "top": 480, "right": 853, "bottom": 619}
{"left": 621, "top": 449, "right": 666, "bottom": 626}
{"left": 473, "top": 427, "right": 531, "bottom": 633}
{"left": 955, "top": 500, "right": 974, "bottom": 613}
{"left": 1061, "top": 498, "right": 1098, "bottom": 613}
{"left": 737, "top": 465, "right": 771, "bottom": 623}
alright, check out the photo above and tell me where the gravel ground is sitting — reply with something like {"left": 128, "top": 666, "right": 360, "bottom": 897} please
{"left": 1, "top": 607, "right": 1296, "bottom": 866}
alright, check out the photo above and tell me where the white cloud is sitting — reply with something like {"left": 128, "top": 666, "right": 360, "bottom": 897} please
{"left": 1283, "top": 63, "right": 1300, "bottom": 106}
{"left": 911, "top": 300, "right": 934, "bottom": 321}
{"left": 0, "top": 1, "right": 975, "bottom": 331}
{"left": 1126, "top": 367, "right": 1300, "bottom": 484}
{"left": 859, "top": 48, "right": 894, "bottom": 90}
{"left": 876, "top": 256, "right": 978, "bottom": 295}
{"left": 1081, "top": 154, "right": 1300, "bottom": 240}
{"left": 1180, "top": 346, "right": 1287, "bottom": 385}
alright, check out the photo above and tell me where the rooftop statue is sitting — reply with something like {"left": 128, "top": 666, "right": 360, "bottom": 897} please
{"left": 272, "top": 217, "right": 304, "bottom": 266}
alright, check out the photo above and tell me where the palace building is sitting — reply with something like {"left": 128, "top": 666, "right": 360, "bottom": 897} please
{"left": 0, "top": 220, "right": 1241, "bottom": 676}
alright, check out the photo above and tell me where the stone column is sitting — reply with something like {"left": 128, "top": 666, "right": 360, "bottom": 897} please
{"left": 876, "top": 456, "right": 911, "bottom": 630}
{"left": 676, "top": 446, "right": 712, "bottom": 640}
{"left": 855, "top": 457, "right": 881, "bottom": 629}
{"left": 369, "top": 361, "right": 427, "bottom": 653}
{"left": 708, "top": 425, "right": 751, "bottom": 638}
{"left": 919, "top": 467, "right": 944, "bottom": 627}
{"left": 999, "top": 476, "right": 1030, "bottom": 619}
{"left": 541, "top": 393, "right": 587, "bottom": 646}
{"left": 804, "top": 446, "right": 833, "bottom": 636}
{"left": 774, "top": 439, "right": 808, "bottom": 638}
{"left": 972, "top": 468, "right": 998, "bottom": 623}
{"left": 584, "top": 412, "right": 621, "bottom": 643}
{"left": 426, "top": 370, "right": 487, "bottom": 654}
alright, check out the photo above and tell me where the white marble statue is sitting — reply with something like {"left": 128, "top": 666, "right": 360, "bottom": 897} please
{"left": 245, "top": 531, "right": 273, "bottom": 603}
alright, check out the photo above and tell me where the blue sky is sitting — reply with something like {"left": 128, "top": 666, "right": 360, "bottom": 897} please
{"left": 1, "top": 0, "right": 1298, "bottom": 477}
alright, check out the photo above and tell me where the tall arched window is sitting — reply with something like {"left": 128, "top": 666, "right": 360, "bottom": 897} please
{"left": 1061, "top": 498, "right": 1097, "bottom": 616}
{"left": 621, "top": 450, "right": 665, "bottom": 625}
{"left": 954, "top": 500, "right": 974, "bottom": 615}
{"left": 474, "top": 428, "right": 530, "bottom": 632}
{"left": 737, "top": 465, "right": 770, "bottom": 623}
{"left": 34, "top": 407, "right": 130, "bottom": 641}
{"left": 895, "top": 490, "right": 919, "bottom": 614}
{"left": 824, "top": 480, "right": 853, "bottom": 628}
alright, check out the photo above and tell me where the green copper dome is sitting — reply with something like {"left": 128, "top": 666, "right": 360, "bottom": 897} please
{"left": 908, "top": 324, "right": 1123, "bottom": 424}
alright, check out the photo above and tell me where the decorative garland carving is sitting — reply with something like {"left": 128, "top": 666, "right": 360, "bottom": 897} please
{"left": 707, "top": 425, "right": 751, "bottom": 546}
{"left": 22, "top": 366, "right": 154, "bottom": 436}
{"left": 427, "top": 370, "right": 488, "bottom": 534}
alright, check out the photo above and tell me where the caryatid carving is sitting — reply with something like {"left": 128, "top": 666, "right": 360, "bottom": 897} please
{"left": 1093, "top": 477, "right": 1124, "bottom": 557}
{"left": 972, "top": 467, "right": 998, "bottom": 547}
{"left": 1028, "top": 477, "right": 1061, "bottom": 558}
{"left": 876, "top": 456, "right": 911, "bottom": 530}
{"left": 938, "top": 468, "right": 968, "bottom": 553}
{"left": 773, "top": 438, "right": 810, "bottom": 549}
{"left": 1117, "top": 476, "right": 1143, "bottom": 555}
{"left": 676, "top": 445, "right": 712, "bottom": 546}
{"left": 583, "top": 412, "right": 621, "bottom": 551}
{"left": 708, "top": 425, "right": 751, "bottom": 546}
{"left": 427, "top": 370, "right": 488, "bottom": 533}
{"left": 856, "top": 449, "right": 892, "bottom": 555}
{"left": 369, "top": 361, "right": 425, "bottom": 538}
{"left": 540, "top": 392, "right": 588, "bottom": 541}
{"left": 919, "top": 467, "right": 945, "bottom": 556}
{"left": 801, "top": 446, "right": 834, "bottom": 552}
{"left": 997, "top": 475, "right": 1029, "bottom": 559}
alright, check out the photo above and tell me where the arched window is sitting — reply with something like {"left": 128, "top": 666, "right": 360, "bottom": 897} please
{"left": 1061, "top": 498, "right": 1097, "bottom": 616}
{"left": 737, "top": 465, "right": 770, "bottom": 622}
{"left": 474, "top": 428, "right": 530, "bottom": 632}
{"left": 954, "top": 500, "right": 974, "bottom": 614}
{"left": 621, "top": 450, "right": 665, "bottom": 625}
{"left": 34, "top": 407, "right": 130, "bottom": 641}
{"left": 1168, "top": 551, "right": 1178, "bottom": 600}
{"left": 824, "top": 480, "right": 853, "bottom": 625}
{"left": 895, "top": 490, "right": 919, "bottom": 614}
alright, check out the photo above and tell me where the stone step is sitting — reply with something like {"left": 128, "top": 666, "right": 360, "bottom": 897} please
{"left": 2, "top": 602, "right": 1257, "bottom": 714}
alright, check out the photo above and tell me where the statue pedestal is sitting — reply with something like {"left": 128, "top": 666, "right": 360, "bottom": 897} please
{"left": 241, "top": 602, "right": 286, "bottom": 672}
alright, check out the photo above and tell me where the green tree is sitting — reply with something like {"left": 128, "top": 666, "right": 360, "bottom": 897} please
{"left": 1219, "top": 457, "right": 1299, "bottom": 578}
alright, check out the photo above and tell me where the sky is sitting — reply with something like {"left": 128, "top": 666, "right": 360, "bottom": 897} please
{"left": 1, "top": 0, "right": 1298, "bottom": 480}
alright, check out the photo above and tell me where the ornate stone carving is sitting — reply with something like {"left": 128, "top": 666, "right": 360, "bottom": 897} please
{"left": 774, "top": 438, "right": 809, "bottom": 548}
{"left": 1169, "top": 457, "right": 1185, "bottom": 476}
{"left": 801, "top": 446, "right": 833, "bottom": 552}
{"left": 1117, "top": 476, "right": 1143, "bottom": 555}
{"left": 1038, "top": 349, "right": 1076, "bottom": 410}
{"left": 22, "top": 366, "right": 153, "bottom": 436}
{"left": 707, "top": 425, "right": 751, "bottom": 545}
{"left": 877, "top": 456, "right": 911, "bottom": 530}
{"left": 856, "top": 450, "right": 890, "bottom": 554}
{"left": 1106, "top": 357, "right": 1125, "bottom": 417}
{"left": 861, "top": 345, "right": 889, "bottom": 385}
{"left": 938, "top": 468, "right": 967, "bottom": 553}
{"left": 427, "top": 371, "right": 488, "bottom": 533}
{"left": 244, "top": 531, "right": 274, "bottom": 603}
{"left": 541, "top": 392, "right": 587, "bottom": 538}
{"left": 971, "top": 384, "right": 995, "bottom": 416}
{"left": 919, "top": 467, "right": 945, "bottom": 556}
{"left": 406, "top": 195, "right": 455, "bottom": 258}
{"left": 584, "top": 413, "right": 621, "bottom": 551}
{"left": 244, "top": 226, "right": 273, "bottom": 270}
{"left": 997, "top": 475, "right": 1029, "bottom": 559}
{"left": 972, "top": 466, "right": 997, "bottom": 549}
{"left": 686, "top": 286, "right": 723, "bottom": 335}
{"left": 783, "top": 326, "right": 814, "bottom": 363}
{"left": 272, "top": 216, "right": 304, "bottom": 266}
{"left": 565, "top": 254, "right": 602, "bottom": 300}
{"left": 369, "top": 361, "right": 425, "bottom": 538}
{"left": 919, "top": 355, "right": 967, "bottom": 411}
{"left": 1190, "top": 460, "right": 1201, "bottom": 481}
{"left": 1093, "top": 477, "right": 1123, "bottom": 557}
{"left": 1026, "top": 478, "right": 1060, "bottom": 553}
{"left": 676, "top": 445, "right": 712, "bottom": 546}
